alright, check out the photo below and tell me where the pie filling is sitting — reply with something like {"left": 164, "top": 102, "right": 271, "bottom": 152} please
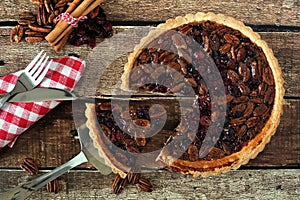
{"left": 94, "top": 21, "right": 275, "bottom": 164}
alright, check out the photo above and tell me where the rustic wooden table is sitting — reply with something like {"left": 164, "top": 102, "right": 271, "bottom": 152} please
{"left": 0, "top": 0, "right": 299, "bottom": 199}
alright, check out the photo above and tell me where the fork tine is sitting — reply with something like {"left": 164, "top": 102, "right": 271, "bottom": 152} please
{"left": 29, "top": 53, "right": 47, "bottom": 76}
{"left": 32, "top": 55, "right": 48, "bottom": 79}
{"left": 24, "top": 50, "right": 44, "bottom": 72}
{"left": 35, "top": 59, "right": 52, "bottom": 84}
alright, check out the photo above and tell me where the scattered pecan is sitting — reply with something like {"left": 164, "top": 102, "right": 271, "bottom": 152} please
{"left": 44, "top": 0, "right": 54, "bottom": 13}
{"left": 37, "top": 4, "right": 49, "bottom": 26}
{"left": 28, "top": 24, "right": 52, "bottom": 33}
{"left": 112, "top": 175, "right": 128, "bottom": 195}
{"left": 136, "top": 178, "right": 153, "bottom": 192}
{"left": 55, "top": 0, "right": 72, "bottom": 8}
{"left": 18, "top": 19, "right": 35, "bottom": 26}
{"left": 19, "top": 11, "right": 36, "bottom": 21}
{"left": 37, "top": 4, "right": 43, "bottom": 26}
{"left": 48, "top": 12, "right": 57, "bottom": 24}
{"left": 25, "top": 36, "right": 45, "bottom": 43}
{"left": 46, "top": 179, "right": 60, "bottom": 193}
{"left": 10, "top": 25, "right": 24, "bottom": 43}
{"left": 127, "top": 167, "right": 141, "bottom": 185}
{"left": 25, "top": 29, "right": 45, "bottom": 37}
{"left": 20, "top": 157, "right": 39, "bottom": 175}
{"left": 41, "top": 4, "right": 49, "bottom": 26}
{"left": 18, "top": 12, "right": 36, "bottom": 25}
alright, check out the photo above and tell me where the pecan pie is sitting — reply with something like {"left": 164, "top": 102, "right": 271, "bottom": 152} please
{"left": 86, "top": 12, "right": 284, "bottom": 177}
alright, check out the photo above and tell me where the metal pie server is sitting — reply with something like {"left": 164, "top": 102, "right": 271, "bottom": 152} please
{"left": 8, "top": 88, "right": 77, "bottom": 102}
{"left": 0, "top": 125, "right": 112, "bottom": 200}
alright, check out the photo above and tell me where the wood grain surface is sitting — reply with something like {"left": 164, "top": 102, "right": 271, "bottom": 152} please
{"left": 1, "top": 0, "right": 300, "bottom": 26}
{"left": 0, "top": 99, "right": 298, "bottom": 168}
{"left": 0, "top": 0, "right": 299, "bottom": 199}
{"left": 0, "top": 28, "right": 299, "bottom": 97}
{"left": 0, "top": 169, "right": 299, "bottom": 199}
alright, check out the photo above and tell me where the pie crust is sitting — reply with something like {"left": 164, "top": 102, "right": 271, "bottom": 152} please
{"left": 86, "top": 104, "right": 129, "bottom": 178}
{"left": 86, "top": 12, "right": 284, "bottom": 177}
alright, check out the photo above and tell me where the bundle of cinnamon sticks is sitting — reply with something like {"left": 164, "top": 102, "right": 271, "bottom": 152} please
{"left": 46, "top": 0, "right": 105, "bottom": 52}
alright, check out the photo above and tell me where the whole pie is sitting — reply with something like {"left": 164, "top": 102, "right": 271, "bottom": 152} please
{"left": 86, "top": 12, "right": 284, "bottom": 178}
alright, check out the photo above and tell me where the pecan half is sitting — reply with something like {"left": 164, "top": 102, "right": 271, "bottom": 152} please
{"left": 37, "top": 5, "right": 43, "bottom": 26}
{"left": 112, "top": 175, "right": 128, "bottom": 195}
{"left": 25, "top": 29, "right": 45, "bottom": 37}
{"left": 219, "top": 43, "right": 231, "bottom": 54}
{"left": 136, "top": 178, "right": 153, "bottom": 192}
{"left": 20, "top": 157, "right": 39, "bottom": 175}
{"left": 179, "top": 24, "right": 193, "bottom": 35}
{"left": 41, "top": 4, "right": 48, "bottom": 26}
{"left": 133, "top": 119, "right": 150, "bottom": 128}
{"left": 28, "top": 24, "right": 52, "bottom": 33}
{"left": 127, "top": 168, "right": 141, "bottom": 185}
{"left": 18, "top": 19, "right": 36, "bottom": 25}
{"left": 188, "top": 144, "right": 199, "bottom": 162}
{"left": 135, "top": 131, "right": 147, "bottom": 147}
{"left": 48, "top": 12, "right": 57, "bottom": 24}
{"left": 25, "top": 36, "right": 45, "bottom": 43}
{"left": 44, "top": 0, "right": 54, "bottom": 13}
{"left": 46, "top": 179, "right": 60, "bottom": 193}
{"left": 172, "top": 33, "right": 187, "bottom": 49}
{"left": 55, "top": 0, "right": 73, "bottom": 8}
{"left": 10, "top": 25, "right": 24, "bottom": 43}
{"left": 19, "top": 12, "right": 36, "bottom": 21}
{"left": 224, "top": 33, "right": 240, "bottom": 47}
{"left": 18, "top": 12, "right": 36, "bottom": 25}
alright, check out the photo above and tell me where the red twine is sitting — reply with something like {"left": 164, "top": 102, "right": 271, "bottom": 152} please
{"left": 55, "top": 12, "right": 87, "bottom": 27}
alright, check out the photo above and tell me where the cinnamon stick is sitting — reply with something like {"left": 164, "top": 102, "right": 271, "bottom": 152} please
{"left": 49, "top": 0, "right": 105, "bottom": 47}
{"left": 50, "top": 25, "right": 73, "bottom": 46}
{"left": 54, "top": 0, "right": 83, "bottom": 30}
{"left": 65, "top": 0, "right": 84, "bottom": 13}
{"left": 81, "top": 0, "right": 105, "bottom": 16}
{"left": 45, "top": 0, "right": 97, "bottom": 43}
{"left": 54, "top": 29, "right": 73, "bottom": 52}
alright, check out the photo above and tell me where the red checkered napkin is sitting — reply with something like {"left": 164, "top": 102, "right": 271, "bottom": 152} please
{"left": 0, "top": 56, "right": 86, "bottom": 149}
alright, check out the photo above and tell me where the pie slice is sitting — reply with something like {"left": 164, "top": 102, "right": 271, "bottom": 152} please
{"left": 86, "top": 12, "right": 284, "bottom": 178}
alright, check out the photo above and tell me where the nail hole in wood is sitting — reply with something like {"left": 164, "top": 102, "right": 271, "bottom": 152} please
{"left": 68, "top": 53, "right": 80, "bottom": 58}
{"left": 0, "top": 60, "right": 5, "bottom": 66}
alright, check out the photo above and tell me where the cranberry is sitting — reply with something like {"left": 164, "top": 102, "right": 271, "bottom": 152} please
{"left": 68, "top": 6, "right": 113, "bottom": 48}
{"left": 200, "top": 116, "right": 210, "bottom": 126}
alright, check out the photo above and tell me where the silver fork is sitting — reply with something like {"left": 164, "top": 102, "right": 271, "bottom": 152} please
{"left": 0, "top": 50, "right": 52, "bottom": 108}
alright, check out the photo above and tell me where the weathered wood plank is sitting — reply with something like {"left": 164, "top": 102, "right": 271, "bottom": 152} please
{"left": 0, "top": 27, "right": 299, "bottom": 97}
{"left": 0, "top": 99, "right": 299, "bottom": 168}
{"left": 0, "top": 0, "right": 300, "bottom": 26}
{"left": 0, "top": 169, "right": 299, "bottom": 199}
{"left": 247, "top": 99, "right": 300, "bottom": 167}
